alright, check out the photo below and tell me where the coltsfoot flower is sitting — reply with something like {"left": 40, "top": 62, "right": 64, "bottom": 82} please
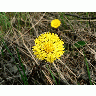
{"left": 32, "top": 32, "right": 65, "bottom": 63}
{"left": 51, "top": 19, "right": 61, "bottom": 28}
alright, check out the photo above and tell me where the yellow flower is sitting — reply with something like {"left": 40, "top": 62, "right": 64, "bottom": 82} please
{"left": 32, "top": 32, "right": 65, "bottom": 63}
{"left": 51, "top": 19, "right": 61, "bottom": 28}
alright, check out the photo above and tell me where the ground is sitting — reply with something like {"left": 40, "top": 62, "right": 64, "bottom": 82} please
{"left": 0, "top": 12, "right": 96, "bottom": 85}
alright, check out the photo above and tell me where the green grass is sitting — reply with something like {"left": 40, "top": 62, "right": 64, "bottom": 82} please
{"left": 86, "top": 12, "right": 89, "bottom": 27}
{"left": 0, "top": 12, "right": 11, "bottom": 32}
{"left": 1, "top": 48, "right": 4, "bottom": 57}
{"left": 83, "top": 51, "right": 92, "bottom": 85}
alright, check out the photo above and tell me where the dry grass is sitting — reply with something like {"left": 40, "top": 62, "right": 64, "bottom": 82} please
{"left": 0, "top": 12, "right": 96, "bottom": 85}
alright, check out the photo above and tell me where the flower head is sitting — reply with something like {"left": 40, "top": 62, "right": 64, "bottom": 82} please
{"left": 32, "top": 32, "right": 65, "bottom": 63}
{"left": 51, "top": 19, "right": 61, "bottom": 28}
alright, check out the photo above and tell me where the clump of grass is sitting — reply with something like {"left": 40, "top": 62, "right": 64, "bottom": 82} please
{"left": 0, "top": 12, "right": 11, "bottom": 32}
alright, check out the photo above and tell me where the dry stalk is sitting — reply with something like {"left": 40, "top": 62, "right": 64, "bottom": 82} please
{"left": 58, "top": 59, "right": 77, "bottom": 78}
{"left": 14, "top": 12, "right": 46, "bottom": 43}
{"left": 73, "top": 44, "right": 96, "bottom": 70}
{"left": 70, "top": 20, "right": 96, "bottom": 22}
{"left": 3, "top": 12, "right": 46, "bottom": 53}
{"left": 18, "top": 30, "right": 39, "bottom": 66}
{"left": 29, "top": 15, "right": 39, "bottom": 36}
{"left": 62, "top": 32, "right": 96, "bottom": 70}
{"left": 17, "top": 47, "right": 32, "bottom": 59}
{"left": 77, "top": 32, "right": 95, "bottom": 54}
{"left": 4, "top": 63, "right": 23, "bottom": 85}
{"left": 66, "top": 72, "right": 77, "bottom": 85}
{"left": 63, "top": 15, "right": 74, "bottom": 29}
{"left": 76, "top": 32, "right": 96, "bottom": 61}
{"left": 53, "top": 62, "right": 69, "bottom": 85}
{"left": 42, "top": 70, "right": 54, "bottom": 85}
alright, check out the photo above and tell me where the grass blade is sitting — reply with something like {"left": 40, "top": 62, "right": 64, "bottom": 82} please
{"left": 16, "top": 46, "right": 28, "bottom": 85}
{"left": 83, "top": 51, "right": 92, "bottom": 85}
{"left": 46, "top": 64, "right": 57, "bottom": 85}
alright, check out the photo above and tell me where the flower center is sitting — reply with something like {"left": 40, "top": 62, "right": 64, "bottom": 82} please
{"left": 44, "top": 42, "right": 54, "bottom": 53}
{"left": 54, "top": 23, "right": 58, "bottom": 26}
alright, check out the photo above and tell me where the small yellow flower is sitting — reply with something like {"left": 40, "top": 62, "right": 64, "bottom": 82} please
{"left": 51, "top": 19, "right": 61, "bottom": 28}
{"left": 32, "top": 32, "right": 65, "bottom": 63}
